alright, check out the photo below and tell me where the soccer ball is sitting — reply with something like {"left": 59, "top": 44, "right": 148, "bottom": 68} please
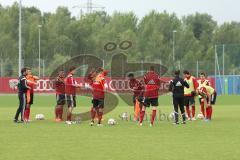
{"left": 120, "top": 112, "right": 128, "bottom": 121}
{"left": 108, "top": 118, "right": 117, "bottom": 125}
{"left": 168, "top": 112, "right": 175, "bottom": 121}
{"left": 35, "top": 114, "right": 45, "bottom": 120}
{"left": 197, "top": 113, "right": 204, "bottom": 119}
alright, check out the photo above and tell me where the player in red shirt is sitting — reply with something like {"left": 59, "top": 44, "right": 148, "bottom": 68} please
{"left": 140, "top": 66, "right": 160, "bottom": 126}
{"left": 87, "top": 67, "right": 107, "bottom": 126}
{"left": 54, "top": 70, "right": 65, "bottom": 122}
{"left": 128, "top": 73, "right": 144, "bottom": 121}
{"left": 24, "top": 68, "right": 39, "bottom": 122}
{"left": 65, "top": 66, "right": 80, "bottom": 124}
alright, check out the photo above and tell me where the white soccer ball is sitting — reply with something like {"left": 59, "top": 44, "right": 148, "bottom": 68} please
{"left": 108, "top": 118, "right": 117, "bottom": 125}
{"left": 168, "top": 112, "right": 175, "bottom": 121}
{"left": 197, "top": 113, "right": 204, "bottom": 119}
{"left": 35, "top": 114, "right": 45, "bottom": 120}
{"left": 120, "top": 112, "right": 128, "bottom": 121}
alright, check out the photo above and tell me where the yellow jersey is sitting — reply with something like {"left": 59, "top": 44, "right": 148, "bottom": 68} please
{"left": 184, "top": 76, "right": 197, "bottom": 96}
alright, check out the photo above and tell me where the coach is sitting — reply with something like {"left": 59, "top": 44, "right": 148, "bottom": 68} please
{"left": 169, "top": 70, "right": 189, "bottom": 124}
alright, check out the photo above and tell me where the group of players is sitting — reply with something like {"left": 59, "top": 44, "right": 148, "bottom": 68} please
{"left": 168, "top": 70, "right": 217, "bottom": 124}
{"left": 14, "top": 65, "right": 216, "bottom": 126}
{"left": 128, "top": 68, "right": 217, "bottom": 125}
{"left": 54, "top": 66, "right": 107, "bottom": 125}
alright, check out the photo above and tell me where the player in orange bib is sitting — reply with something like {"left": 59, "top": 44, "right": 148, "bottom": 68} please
{"left": 24, "top": 68, "right": 39, "bottom": 122}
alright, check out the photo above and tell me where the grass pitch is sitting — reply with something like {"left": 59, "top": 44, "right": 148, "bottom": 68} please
{"left": 0, "top": 95, "right": 239, "bottom": 160}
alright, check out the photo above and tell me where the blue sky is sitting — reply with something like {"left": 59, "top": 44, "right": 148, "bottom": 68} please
{"left": 0, "top": 0, "right": 239, "bottom": 24}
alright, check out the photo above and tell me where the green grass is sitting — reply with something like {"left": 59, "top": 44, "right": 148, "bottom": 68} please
{"left": 0, "top": 95, "right": 240, "bottom": 160}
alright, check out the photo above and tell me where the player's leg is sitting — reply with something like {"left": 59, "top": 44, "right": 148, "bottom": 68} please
{"left": 179, "top": 98, "right": 186, "bottom": 124}
{"left": 24, "top": 104, "right": 30, "bottom": 122}
{"left": 55, "top": 94, "right": 64, "bottom": 121}
{"left": 133, "top": 95, "right": 136, "bottom": 111}
{"left": 90, "top": 107, "right": 97, "bottom": 125}
{"left": 24, "top": 91, "right": 30, "bottom": 121}
{"left": 55, "top": 105, "right": 61, "bottom": 121}
{"left": 150, "top": 98, "right": 158, "bottom": 126}
{"left": 208, "top": 105, "right": 213, "bottom": 120}
{"left": 14, "top": 93, "right": 24, "bottom": 122}
{"left": 199, "top": 97, "right": 205, "bottom": 117}
{"left": 173, "top": 97, "right": 179, "bottom": 124}
{"left": 55, "top": 94, "right": 60, "bottom": 120}
{"left": 96, "top": 99, "right": 104, "bottom": 126}
{"left": 209, "top": 92, "right": 217, "bottom": 120}
{"left": 184, "top": 97, "right": 191, "bottom": 120}
{"left": 139, "top": 98, "right": 148, "bottom": 125}
{"left": 28, "top": 93, "right": 34, "bottom": 120}
{"left": 66, "top": 95, "right": 74, "bottom": 122}
{"left": 20, "top": 93, "right": 27, "bottom": 122}
{"left": 24, "top": 93, "right": 33, "bottom": 122}
{"left": 190, "top": 97, "right": 196, "bottom": 120}
{"left": 205, "top": 105, "right": 211, "bottom": 121}
{"left": 204, "top": 97, "right": 211, "bottom": 121}
{"left": 90, "top": 99, "right": 97, "bottom": 125}
{"left": 67, "top": 107, "right": 73, "bottom": 122}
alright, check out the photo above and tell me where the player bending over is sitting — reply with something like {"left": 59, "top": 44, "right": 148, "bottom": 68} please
{"left": 54, "top": 70, "right": 65, "bottom": 122}
{"left": 88, "top": 67, "right": 107, "bottom": 126}
{"left": 65, "top": 66, "right": 80, "bottom": 124}
{"left": 24, "top": 68, "right": 39, "bottom": 122}
{"left": 128, "top": 73, "right": 144, "bottom": 121}
{"left": 14, "top": 68, "right": 31, "bottom": 123}
{"left": 139, "top": 66, "right": 160, "bottom": 127}
{"left": 197, "top": 72, "right": 210, "bottom": 118}
{"left": 183, "top": 70, "right": 198, "bottom": 121}
{"left": 197, "top": 86, "right": 217, "bottom": 122}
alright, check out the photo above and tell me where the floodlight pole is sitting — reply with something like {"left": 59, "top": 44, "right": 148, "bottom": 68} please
{"left": 172, "top": 30, "right": 177, "bottom": 62}
{"left": 18, "top": 0, "right": 22, "bottom": 76}
{"left": 222, "top": 44, "right": 225, "bottom": 76}
{"left": 38, "top": 25, "right": 42, "bottom": 78}
{"left": 222, "top": 44, "right": 225, "bottom": 94}
{"left": 214, "top": 45, "right": 217, "bottom": 89}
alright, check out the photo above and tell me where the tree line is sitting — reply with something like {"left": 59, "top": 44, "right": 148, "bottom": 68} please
{"left": 0, "top": 2, "right": 240, "bottom": 77}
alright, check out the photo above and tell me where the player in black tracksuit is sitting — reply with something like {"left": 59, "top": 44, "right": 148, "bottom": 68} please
{"left": 14, "top": 68, "right": 31, "bottom": 123}
{"left": 169, "top": 70, "right": 189, "bottom": 124}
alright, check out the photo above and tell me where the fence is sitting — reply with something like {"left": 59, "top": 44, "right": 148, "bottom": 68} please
{"left": 215, "top": 75, "right": 240, "bottom": 95}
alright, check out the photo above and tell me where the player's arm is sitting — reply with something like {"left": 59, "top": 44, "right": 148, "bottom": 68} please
{"left": 157, "top": 75, "right": 161, "bottom": 86}
{"left": 132, "top": 80, "right": 140, "bottom": 90}
{"left": 183, "top": 80, "right": 189, "bottom": 88}
{"left": 143, "top": 74, "right": 148, "bottom": 85}
{"left": 193, "top": 78, "right": 198, "bottom": 90}
{"left": 206, "top": 80, "right": 210, "bottom": 86}
{"left": 22, "top": 78, "right": 31, "bottom": 90}
{"left": 206, "top": 93, "right": 211, "bottom": 106}
{"left": 69, "top": 77, "right": 80, "bottom": 88}
{"left": 168, "top": 80, "right": 174, "bottom": 92}
{"left": 33, "top": 75, "right": 40, "bottom": 80}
